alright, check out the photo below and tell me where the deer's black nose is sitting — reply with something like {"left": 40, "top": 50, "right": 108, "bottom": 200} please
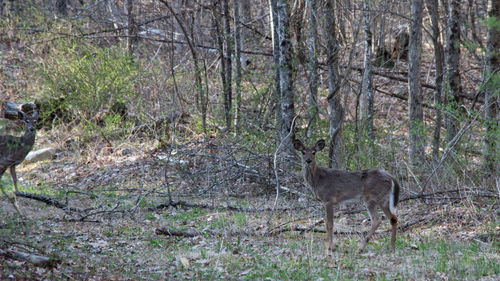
{"left": 306, "top": 159, "right": 312, "bottom": 164}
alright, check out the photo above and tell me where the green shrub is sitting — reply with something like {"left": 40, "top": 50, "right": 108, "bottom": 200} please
{"left": 37, "top": 39, "right": 138, "bottom": 129}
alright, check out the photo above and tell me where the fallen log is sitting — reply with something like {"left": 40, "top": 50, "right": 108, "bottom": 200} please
{"left": 0, "top": 248, "right": 60, "bottom": 268}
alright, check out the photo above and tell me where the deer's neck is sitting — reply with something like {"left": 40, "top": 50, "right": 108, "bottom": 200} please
{"left": 303, "top": 163, "right": 319, "bottom": 189}
{"left": 21, "top": 128, "right": 36, "bottom": 148}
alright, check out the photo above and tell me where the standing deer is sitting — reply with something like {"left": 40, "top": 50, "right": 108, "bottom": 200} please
{"left": 0, "top": 111, "right": 39, "bottom": 214}
{"left": 293, "top": 139, "right": 399, "bottom": 254}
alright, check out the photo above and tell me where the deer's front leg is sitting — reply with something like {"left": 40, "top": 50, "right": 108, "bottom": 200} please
{"left": 324, "top": 202, "right": 335, "bottom": 256}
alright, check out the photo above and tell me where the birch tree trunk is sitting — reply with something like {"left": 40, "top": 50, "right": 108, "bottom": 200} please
{"left": 484, "top": 0, "right": 500, "bottom": 186}
{"left": 360, "top": 0, "right": 374, "bottom": 140}
{"left": 444, "top": 0, "right": 462, "bottom": 143}
{"left": 270, "top": 0, "right": 281, "bottom": 138}
{"left": 325, "top": 0, "right": 343, "bottom": 168}
{"left": 277, "top": 0, "right": 295, "bottom": 156}
{"left": 408, "top": 0, "right": 425, "bottom": 168}
{"left": 306, "top": 0, "right": 318, "bottom": 138}
{"left": 425, "top": 0, "right": 444, "bottom": 161}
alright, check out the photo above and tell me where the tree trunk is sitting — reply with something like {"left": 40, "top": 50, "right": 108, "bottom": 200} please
{"left": 325, "top": 0, "right": 343, "bottom": 168}
{"left": 444, "top": 0, "right": 462, "bottom": 143}
{"left": 125, "top": 0, "right": 137, "bottom": 57}
{"left": 360, "top": 0, "right": 374, "bottom": 140}
{"left": 277, "top": 0, "right": 295, "bottom": 156}
{"left": 484, "top": 0, "right": 500, "bottom": 186}
{"left": 234, "top": 0, "right": 242, "bottom": 132}
{"left": 269, "top": 0, "right": 281, "bottom": 138}
{"left": 408, "top": 0, "right": 425, "bottom": 168}
{"left": 306, "top": 0, "right": 318, "bottom": 138}
{"left": 425, "top": 0, "right": 444, "bottom": 162}
{"left": 223, "top": 0, "right": 233, "bottom": 131}
{"left": 239, "top": 0, "right": 252, "bottom": 69}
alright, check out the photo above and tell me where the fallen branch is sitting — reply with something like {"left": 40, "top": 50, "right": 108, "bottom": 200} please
{"left": 0, "top": 248, "right": 60, "bottom": 268}
{"left": 15, "top": 191, "right": 82, "bottom": 213}
{"left": 149, "top": 199, "right": 313, "bottom": 213}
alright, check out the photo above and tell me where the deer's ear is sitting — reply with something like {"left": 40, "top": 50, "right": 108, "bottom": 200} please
{"left": 315, "top": 139, "right": 326, "bottom": 151}
{"left": 293, "top": 139, "right": 304, "bottom": 151}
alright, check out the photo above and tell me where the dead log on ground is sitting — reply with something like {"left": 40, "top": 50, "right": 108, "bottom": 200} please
{"left": 0, "top": 248, "right": 60, "bottom": 268}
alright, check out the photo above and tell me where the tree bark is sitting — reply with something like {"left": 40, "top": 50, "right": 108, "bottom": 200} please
{"left": 484, "top": 0, "right": 500, "bottom": 186}
{"left": 360, "top": 0, "right": 374, "bottom": 140}
{"left": 239, "top": 0, "right": 252, "bottom": 69}
{"left": 234, "top": 0, "right": 242, "bottom": 132}
{"left": 277, "top": 0, "right": 295, "bottom": 156}
{"left": 408, "top": 0, "right": 425, "bottom": 168}
{"left": 126, "top": 0, "right": 137, "bottom": 57}
{"left": 444, "top": 0, "right": 462, "bottom": 143}
{"left": 425, "top": 0, "right": 444, "bottom": 161}
{"left": 223, "top": 0, "right": 233, "bottom": 131}
{"left": 306, "top": 0, "right": 318, "bottom": 138}
{"left": 325, "top": 0, "right": 343, "bottom": 168}
{"left": 269, "top": 0, "right": 281, "bottom": 138}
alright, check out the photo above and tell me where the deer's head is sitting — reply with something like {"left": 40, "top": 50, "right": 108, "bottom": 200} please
{"left": 293, "top": 139, "right": 325, "bottom": 166}
{"left": 18, "top": 111, "right": 39, "bottom": 133}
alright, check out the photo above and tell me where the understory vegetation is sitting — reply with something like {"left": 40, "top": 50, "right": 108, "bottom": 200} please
{"left": 1, "top": 1, "right": 499, "bottom": 280}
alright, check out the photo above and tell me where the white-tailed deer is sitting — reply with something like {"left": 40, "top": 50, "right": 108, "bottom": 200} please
{"left": 293, "top": 139, "right": 399, "bottom": 254}
{"left": 0, "top": 111, "right": 39, "bottom": 214}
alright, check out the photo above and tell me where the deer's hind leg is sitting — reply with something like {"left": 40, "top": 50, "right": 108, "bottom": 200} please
{"left": 359, "top": 202, "right": 381, "bottom": 252}
{"left": 324, "top": 202, "right": 335, "bottom": 256}
{"left": 381, "top": 204, "right": 398, "bottom": 252}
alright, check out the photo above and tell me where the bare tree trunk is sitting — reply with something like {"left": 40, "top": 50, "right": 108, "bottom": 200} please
{"left": 325, "top": 0, "right": 343, "bottom": 168}
{"left": 360, "top": 0, "right": 373, "bottom": 140}
{"left": 125, "top": 0, "right": 137, "bottom": 57}
{"left": 408, "top": 0, "right": 425, "bottom": 168}
{"left": 234, "top": 0, "right": 242, "bottom": 132}
{"left": 223, "top": 0, "right": 233, "bottom": 131}
{"left": 270, "top": 0, "right": 281, "bottom": 138}
{"left": 277, "top": 0, "right": 295, "bottom": 156}
{"left": 484, "top": 0, "right": 499, "bottom": 186}
{"left": 306, "top": 0, "right": 318, "bottom": 138}
{"left": 444, "top": 0, "right": 462, "bottom": 143}
{"left": 239, "top": 0, "right": 252, "bottom": 69}
{"left": 425, "top": 0, "right": 444, "bottom": 162}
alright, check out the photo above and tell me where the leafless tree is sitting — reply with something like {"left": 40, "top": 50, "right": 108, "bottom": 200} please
{"left": 360, "top": 0, "right": 374, "bottom": 140}
{"left": 425, "top": 0, "right": 444, "bottom": 161}
{"left": 408, "top": 0, "right": 425, "bottom": 168}
{"left": 306, "top": 0, "right": 318, "bottom": 138}
{"left": 484, "top": 0, "right": 499, "bottom": 186}
{"left": 277, "top": 0, "right": 295, "bottom": 157}
{"left": 324, "top": 0, "right": 343, "bottom": 168}
{"left": 444, "top": 0, "right": 462, "bottom": 143}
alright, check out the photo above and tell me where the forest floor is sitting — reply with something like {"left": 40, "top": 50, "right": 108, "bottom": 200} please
{"left": 0, "top": 138, "right": 499, "bottom": 280}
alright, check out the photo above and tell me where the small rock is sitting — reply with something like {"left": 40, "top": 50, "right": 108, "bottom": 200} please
{"left": 24, "top": 148, "right": 56, "bottom": 163}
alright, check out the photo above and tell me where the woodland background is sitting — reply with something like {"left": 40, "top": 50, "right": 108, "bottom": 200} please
{"left": 0, "top": 0, "right": 499, "bottom": 279}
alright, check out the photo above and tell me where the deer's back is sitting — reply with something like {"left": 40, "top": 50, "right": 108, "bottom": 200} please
{"left": 314, "top": 168, "right": 394, "bottom": 204}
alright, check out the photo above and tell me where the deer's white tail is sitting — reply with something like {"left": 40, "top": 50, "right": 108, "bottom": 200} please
{"left": 389, "top": 179, "right": 400, "bottom": 215}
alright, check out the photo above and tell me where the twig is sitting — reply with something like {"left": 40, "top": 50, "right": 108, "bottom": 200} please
{"left": 267, "top": 115, "right": 298, "bottom": 229}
